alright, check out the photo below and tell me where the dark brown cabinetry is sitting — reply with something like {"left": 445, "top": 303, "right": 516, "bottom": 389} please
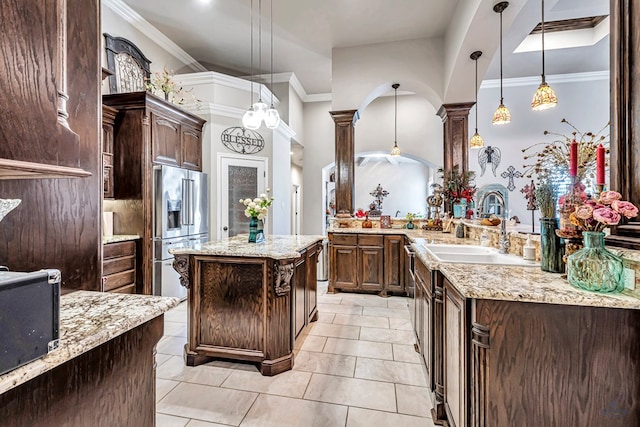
{"left": 443, "top": 278, "right": 467, "bottom": 427}
{"left": 293, "top": 242, "right": 321, "bottom": 340}
{"left": 101, "top": 105, "right": 117, "bottom": 199}
{"left": 102, "top": 240, "right": 138, "bottom": 294}
{"left": 328, "top": 232, "right": 407, "bottom": 295}
{"left": 102, "top": 92, "right": 206, "bottom": 294}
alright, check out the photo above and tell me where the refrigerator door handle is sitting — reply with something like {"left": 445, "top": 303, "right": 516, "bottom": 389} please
{"left": 189, "top": 179, "right": 195, "bottom": 225}
{"left": 182, "top": 178, "right": 189, "bottom": 227}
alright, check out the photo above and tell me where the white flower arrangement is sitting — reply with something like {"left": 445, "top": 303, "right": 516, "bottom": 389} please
{"left": 239, "top": 188, "right": 274, "bottom": 221}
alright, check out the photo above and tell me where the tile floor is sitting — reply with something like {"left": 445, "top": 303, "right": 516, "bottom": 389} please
{"left": 155, "top": 282, "right": 437, "bottom": 427}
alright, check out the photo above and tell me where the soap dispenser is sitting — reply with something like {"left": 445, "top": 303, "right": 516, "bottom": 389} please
{"left": 480, "top": 229, "right": 491, "bottom": 247}
{"left": 523, "top": 234, "right": 536, "bottom": 261}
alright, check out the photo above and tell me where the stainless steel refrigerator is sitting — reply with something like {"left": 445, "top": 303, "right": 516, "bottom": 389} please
{"left": 153, "top": 165, "right": 208, "bottom": 300}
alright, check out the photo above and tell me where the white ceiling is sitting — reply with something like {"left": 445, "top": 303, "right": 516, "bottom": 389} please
{"left": 122, "top": 0, "right": 609, "bottom": 94}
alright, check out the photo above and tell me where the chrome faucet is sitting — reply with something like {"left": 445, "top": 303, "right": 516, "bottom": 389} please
{"left": 477, "top": 190, "right": 510, "bottom": 254}
{"left": 395, "top": 210, "right": 401, "bottom": 217}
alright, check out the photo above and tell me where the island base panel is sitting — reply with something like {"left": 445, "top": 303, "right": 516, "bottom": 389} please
{"left": 0, "top": 316, "right": 163, "bottom": 427}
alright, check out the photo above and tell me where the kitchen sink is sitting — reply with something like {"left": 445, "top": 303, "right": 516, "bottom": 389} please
{"left": 423, "top": 244, "right": 540, "bottom": 267}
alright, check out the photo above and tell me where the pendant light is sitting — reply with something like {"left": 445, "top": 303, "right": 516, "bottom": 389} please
{"left": 531, "top": 0, "right": 558, "bottom": 111}
{"left": 252, "top": 0, "right": 268, "bottom": 120}
{"left": 492, "top": 1, "right": 511, "bottom": 125}
{"left": 390, "top": 83, "right": 401, "bottom": 157}
{"left": 242, "top": 0, "right": 260, "bottom": 129}
{"left": 469, "top": 51, "right": 484, "bottom": 149}
{"left": 264, "top": 0, "right": 280, "bottom": 129}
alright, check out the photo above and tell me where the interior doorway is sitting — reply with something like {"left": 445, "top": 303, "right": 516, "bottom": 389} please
{"left": 291, "top": 184, "right": 300, "bottom": 235}
{"left": 218, "top": 154, "right": 267, "bottom": 239}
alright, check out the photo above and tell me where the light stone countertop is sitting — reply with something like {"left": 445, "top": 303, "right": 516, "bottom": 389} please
{"left": 170, "top": 235, "right": 325, "bottom": 260}
{"left": 410, "top": 237, "right": 640, "bottom": 310}
{"left": 0, "top": 291, "right": 178, "bottom": 394}
{"left": 103, "top": 234, "right": 140, "bottom": 244}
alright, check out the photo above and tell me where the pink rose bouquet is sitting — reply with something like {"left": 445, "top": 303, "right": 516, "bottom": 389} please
{"left": 569, "top": 190, "right": 638, "bottom": 232}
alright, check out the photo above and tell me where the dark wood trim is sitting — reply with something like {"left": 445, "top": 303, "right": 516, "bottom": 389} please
{"left": 0, "top": 158, "right": 91, "bottom": 179}
{"left": 329, "top": 109, "right": 357, "bottom": 214}
{"left": 530, "top": 15, "right": 608, "bottom": 35}
{"left": 437, "top": 103, "right": 474, "bottom": 176}
{"left": 608, "top": 0, "right": 640, "bottom": 249}
{"left": 103, "top": 33, "right": 151, "bottom": 94}
{"left": 431, "top": 270, "right": 448, "bottom": 425}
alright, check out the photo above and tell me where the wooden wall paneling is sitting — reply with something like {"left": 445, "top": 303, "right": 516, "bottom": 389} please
{"left": 0, "top": 0, "right": 101, "bottom": 290}
{"left": 0, "top": 316, "right": 163, "bottom": 427}
{"left": 329, "top": 110, "right": 357, "bottom": 214}
{"left": 474, "top": 299, "right": 640, "bottom": 426}
{"left": 608, "top": 0, "right": 640, "bottom": 248}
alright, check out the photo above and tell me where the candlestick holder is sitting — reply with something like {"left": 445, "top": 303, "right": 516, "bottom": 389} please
{"left": 596, "top": 184, "right": 605, "bottom": 195}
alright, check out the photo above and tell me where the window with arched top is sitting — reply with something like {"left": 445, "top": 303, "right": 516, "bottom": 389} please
{"left": 103, "top": 33, "right": 151, "bottom": 94}
{"left": 475, "top": 184, "right": 509, "bottom": 218}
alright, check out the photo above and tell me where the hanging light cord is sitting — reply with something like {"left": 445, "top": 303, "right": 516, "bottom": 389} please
{"left": 475, "top": 57, "right": 479, "bottom": 132}
{"left": 249, "top": 0, "right": 254, "bottom": 106}
{"left": 394, "top": 86, "right": 398, "bottom": 144}
{"left": 258, "top": 0, "right": 262, "bottom": 96}
{"left": 270, "top": 0, "right": 274, "bottom": 106}
{"left": 499, "top": 8, "right": 504, "bottom": 104}
{"left": 541, "top": 0, "right": 546, "bottom": 82}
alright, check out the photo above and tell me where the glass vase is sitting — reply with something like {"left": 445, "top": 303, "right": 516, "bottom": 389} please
{"left": 248, "top": 216, "right": 259, "bottom": 243}
{"left": 567, "top": 231, "right": 624, "bottom": 293}
{"left": 452, "top": 200, "right": 466, "bottom": 218}
{"left": 539, "top": 218, "right": 564, "bottom": 273}
{"left": 406, "top": 220, "right": 415, "bottom": 229}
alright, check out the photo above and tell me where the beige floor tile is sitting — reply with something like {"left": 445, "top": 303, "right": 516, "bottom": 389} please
{"left": 304, "top": 373, "right": 396, "bottom": 412}
{"left": 186, "top": 420, "right": 235, "bottom": 427}
{"left": 359, "top": 327, "right": 415, "bottom": 345}
{"left": 396, "top": 384, "right": 432, "bottom": 417}
{"left": 157, "top": 356, "right": 234, "bottom": 386}
{"left": 389, "top": 318, "right": 413, "bottom": 331}
{"left": 307, "top": 322, "right": 361, "bottom": 339}
{"left": 296, "top": 335, "right": 327, "bottom": 352}
{"left": 164, "top": 321, "right": 187, "bottom": 337}
{"left": 156, "top": 353, "right": 173, "bottom": 367}
{"left": 240, "top": 394, "right": 347, "bottom": 427}
{"left": 157, "top": 378, "right": 180, "bottom": 403}
{"left": 338, "top": 294, "right": 389, "bottom": 308}
{"left": 393, "top": 344, "right": 422, "bottom": 364}
{"left": 156, "top": 413, "right": 190, "bottom": 427}
{"left": 333, "top": 313, "right": 389, "bottom": 328}
{"left": 387, "top": 299, "right": 410, "bottom": 310}
{"left": 315, "top": 312, "right": 336, "bottom": 324}
{"left": 164, "top": 309, "right": 188, "bottom": 323}
{"left": 354, "top": 358, "right": 427, "bottom": 387}
{"left": 293, "top": 350, "right": 356, "bottom": 377}
{"left": 323, "top": 337, "right": 393, "bottom": 360}
{"left": 157, "top": 336, "right": 188, "bottom": 356}
{"left": 157, "top": 382, "right": 257, "bottom": 426}
{"left": 317, "top": 303, "right": 363, "bottom": 315}
{"left": 362, "top": 306, "right": 410, "bottom": 319}
{"left": 317, "top": 294, "right": 342, "bottom": 304}
{"left": 220, "top": 369, "right": 311, "bottom": 398}
{"left": 346, "top": 407, "right": 436, "bottom": 427}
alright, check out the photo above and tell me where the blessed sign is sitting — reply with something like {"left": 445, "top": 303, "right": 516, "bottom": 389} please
{"left": 221, "top": 127, "right": 265, "bottom": 154}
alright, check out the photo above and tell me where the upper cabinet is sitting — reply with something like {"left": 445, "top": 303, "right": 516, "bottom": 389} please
{"left": 0, "top": 0, "right": 90, "bottom": 179}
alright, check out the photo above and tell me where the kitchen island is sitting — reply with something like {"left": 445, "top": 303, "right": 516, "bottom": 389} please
{"left": 171, "top": 235, "right": 324, "bottom": 376}
{"left": 0, "top": 291, "right": 178, "bottom": 427}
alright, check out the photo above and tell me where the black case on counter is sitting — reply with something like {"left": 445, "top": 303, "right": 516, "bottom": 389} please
{"left": 0, "top": 269, "right": 60, "bottom": 376}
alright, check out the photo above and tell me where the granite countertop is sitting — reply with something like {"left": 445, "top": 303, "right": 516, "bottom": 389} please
{"left": 410, "top": 237, "right": 640, "bottom": 310}
{"left": 103, "top": 234, "right": 140, "bottom": 244}
{"left": 170, "top": 235, "right": 325, "bottom": 260}
{"left": 0, "top": 291, "right": 179, "bottom": 394}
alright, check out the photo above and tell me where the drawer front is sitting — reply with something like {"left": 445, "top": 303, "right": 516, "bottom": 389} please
{"left": 103, "top": 240, "right": 136, "bottom": 259}
{"left": 358, "top": 235, "right": 383, "bottom": 246}
{"left": 110, "top": 283, "right": 135, "bottom": 294}
{"left": 103, "top": 255, "right": 135, "bottom": 276}
{"left": 331, "top": 234, "right": 357, "bottom": 246}
{"left": 103, "top": 269, "right": 135, "bottom": 292}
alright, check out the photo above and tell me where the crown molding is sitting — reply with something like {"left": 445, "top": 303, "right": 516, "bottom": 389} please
{"left": 181, "top": 102, "right": 245, "bottom": 120}
{"left": 481, "top": 70, "right": 609, "bottom": 89}
{"left": 274, "top": 121, "right": 297, "bottom": 140}
{"left": 175, "top": 71, "right": 280, "bottom": 106}
{"left": 103, "top": 0, "right": 207, "bottom": 72}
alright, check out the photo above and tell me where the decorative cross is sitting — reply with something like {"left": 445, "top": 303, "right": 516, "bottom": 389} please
{"left": 520, "top": 180, "right": 537, "bottom": 210}
{"left": 501, "top": 165, "right": 522, "bottom": 191}
{"left": 369, "top": 184, "right": 390, "bottom": 212}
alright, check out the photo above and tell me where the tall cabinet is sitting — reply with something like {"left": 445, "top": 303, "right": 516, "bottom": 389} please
{"left": 102, "top": 91, "right": 205, "bottom": 294}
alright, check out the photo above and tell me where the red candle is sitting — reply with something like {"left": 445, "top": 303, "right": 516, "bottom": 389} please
{"left": 569, "top": 139, "right": 578, "bottom": 177}
{"left": 596, "top": 144, "right": 605, "bottom": 185}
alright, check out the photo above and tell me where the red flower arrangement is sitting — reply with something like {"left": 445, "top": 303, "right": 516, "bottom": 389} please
{"left": 438, "top": 165, "right": 476, "bottom": 205}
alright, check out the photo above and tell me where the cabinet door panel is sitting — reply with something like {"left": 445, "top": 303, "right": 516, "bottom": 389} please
{"left": 331, "top": 245, "right": 358, "bottom": 289}
{"left": 384, "top": 235, "right": 404, "bottom": 293}
{"left": 444, "top": 283, "right": 466, "bottom": 427}
{"left": 293, "top": 258, "right": 306, "bottom": 339}
{"left": 181, "top": 126, "right": 202, "bottom": 171}
{"left": 359, "top": 246, "right": 384, "bottom": 291}
{"left": 306, "top": 246, "right": 318, "bottom": 322}
{"left": 151, "top": 113, "right": 180, "bottom": 166}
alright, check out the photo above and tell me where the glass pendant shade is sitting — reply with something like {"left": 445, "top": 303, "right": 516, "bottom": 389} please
{"left": 492, "top": 103, "right": 511, "bottom": 125}
{"left": 252, "top": 99, "right": 268, "bottom": 120}
{"left": 264, "top": 106, "right": 280, "bottom": 129}
{"left": 242, "top": 107, "right": 261, "bottom": 130}
{"left": 531, "top": 81, "right": 558, "bottom": 111}
{"left": 469, "top": 131, "right": 484, "bottom": 149}
{"left": 390, "top": 142, "right": 401, "bottom": 157}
